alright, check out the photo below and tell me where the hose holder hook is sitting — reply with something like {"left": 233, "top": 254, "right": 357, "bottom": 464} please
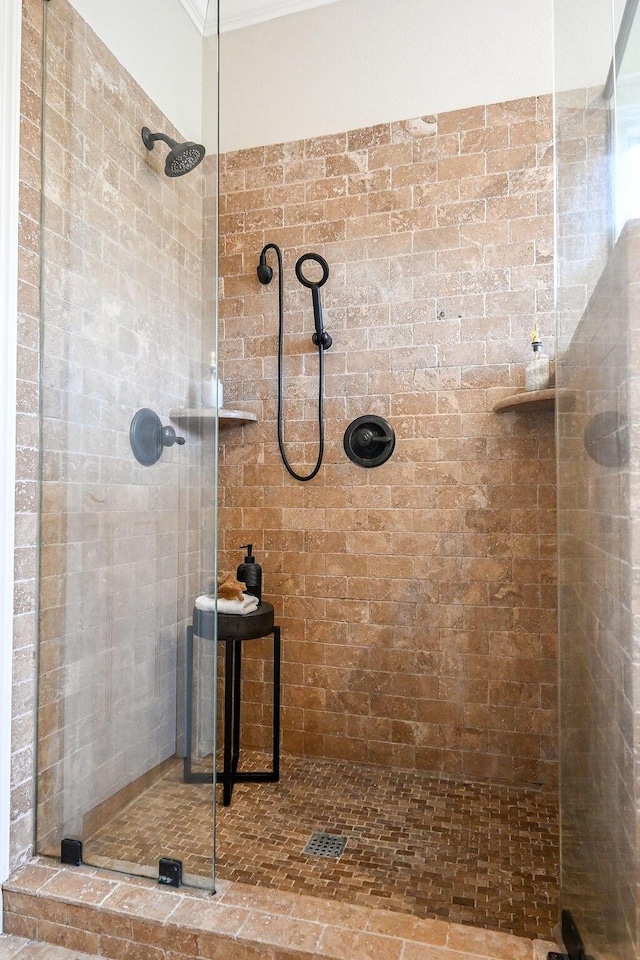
{"left": 295, "top": 253, "right": 332, "bottom": 350}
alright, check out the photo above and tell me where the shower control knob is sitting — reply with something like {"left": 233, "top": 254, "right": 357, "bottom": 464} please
{"left": 343, "top": 415, "right": 396, "bottom": 468}
{"left": 356, "top": 427, "right": 392, "bottom": 446}
{"left": 355, "top": 428, "right": 375, "bottom": 447}
{"left": 130, "top": 408, "right": 185, "bottom": 465}
{"left": 161, "top": 426, "right": 185, "bottom": 447}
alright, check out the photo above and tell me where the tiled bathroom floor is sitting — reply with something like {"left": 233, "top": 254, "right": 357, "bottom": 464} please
{"left": 83, "top": 754, "right": 559, "bottom": 941}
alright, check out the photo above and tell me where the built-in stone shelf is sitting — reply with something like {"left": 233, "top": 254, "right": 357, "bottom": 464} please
{"left": 492, "top": 388, "right": 555, "bottom": 413}
{"left": 169, "top": 408, "right": 259, "bottom": 425}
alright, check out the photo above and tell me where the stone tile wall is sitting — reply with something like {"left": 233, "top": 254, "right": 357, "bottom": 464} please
{"left": 216, "top": 97, "right": 559, "bottom": 785}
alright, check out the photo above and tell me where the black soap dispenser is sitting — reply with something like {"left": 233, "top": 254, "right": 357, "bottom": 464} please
{"left": 237, "top": 544, "right": 262, "bottom": 603}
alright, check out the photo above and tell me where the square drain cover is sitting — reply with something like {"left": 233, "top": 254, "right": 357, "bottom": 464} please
{"left": 303, "top": 832, "right": 347, "bottom": 858}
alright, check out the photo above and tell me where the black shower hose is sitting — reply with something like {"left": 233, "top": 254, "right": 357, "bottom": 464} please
{"left": 272, "top": 247, "right": 326, "bottom": 482}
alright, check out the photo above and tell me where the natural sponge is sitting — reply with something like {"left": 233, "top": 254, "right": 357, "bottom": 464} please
{"left": 217, "top": 574, "right": 246, "bottom": 602}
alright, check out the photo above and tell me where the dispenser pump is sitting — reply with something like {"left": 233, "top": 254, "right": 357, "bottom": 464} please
{"left": 237, "top": 544, "right": 262, "bottom": 603}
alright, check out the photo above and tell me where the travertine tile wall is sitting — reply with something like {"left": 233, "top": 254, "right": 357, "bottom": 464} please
{"left": 12, "top": 0, "right": 45, "bottom": 871}
{"left": 216, "top": 97, "right": 559, "bottom": 786}
{"left": 34, "top": 0, "right": 207, "bottom": 853}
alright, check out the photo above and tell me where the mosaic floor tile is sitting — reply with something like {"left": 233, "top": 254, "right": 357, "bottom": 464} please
{"left": 84, "top": 753, "right": 559, "bottom": 940}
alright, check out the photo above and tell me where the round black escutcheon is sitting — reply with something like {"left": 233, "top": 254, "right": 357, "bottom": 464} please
{"left": 583, "top": 410, "right": 629, "bottom": 468}
{"left": 343, "top": 415, "right": 395, "bottom": 468}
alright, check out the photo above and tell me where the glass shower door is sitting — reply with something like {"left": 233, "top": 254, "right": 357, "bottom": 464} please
{"left": 35, "top": 0, "right": 220, "bottom": 889}
{"left": 554, "top": 0, "right": 639, "bottom": 955}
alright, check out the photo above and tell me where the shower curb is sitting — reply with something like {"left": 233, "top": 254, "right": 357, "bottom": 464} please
{"left": 3, "top": 859, "right": 557, "bottom": 960}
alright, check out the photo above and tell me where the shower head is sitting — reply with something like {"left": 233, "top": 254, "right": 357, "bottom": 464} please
{"left": 141, "top": 127, "right": 206, "bottom": 178}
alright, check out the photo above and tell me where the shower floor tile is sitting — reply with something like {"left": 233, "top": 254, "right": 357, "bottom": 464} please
{"left": 83, "top": 753, "right": 559, "bottom": 941}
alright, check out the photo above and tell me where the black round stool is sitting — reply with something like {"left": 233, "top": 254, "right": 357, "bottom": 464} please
{"left": 183, "top": 602, "right": 281, "bottom": 806}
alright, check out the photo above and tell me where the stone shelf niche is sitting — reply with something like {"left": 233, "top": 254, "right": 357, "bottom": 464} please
{"left": 493, "top": 389, "right": 556, "bottom": 413}
{"left": 169, "top": 408, "right": 259, "bottom": 426}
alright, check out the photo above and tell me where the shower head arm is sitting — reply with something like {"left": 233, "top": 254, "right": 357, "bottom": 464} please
{"left": 141, "top": 127, "right": 178, "bottom": 152}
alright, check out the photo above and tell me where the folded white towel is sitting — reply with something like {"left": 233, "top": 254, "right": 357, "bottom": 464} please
{"left": 195, "top": 593, "right": 259, "bottom": 615}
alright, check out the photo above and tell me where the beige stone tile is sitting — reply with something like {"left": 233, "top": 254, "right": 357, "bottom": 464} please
{"left": 101, "top": 882, "right": 183, "bottom": 923}
{"left": 319, "top": 927, "right": 402, "bottom": 960}
{"left": 533, "top": 940, "right": 558, "bottom": 960}
{"left": 218, "top": 885, "right": 297, "bottom": 917}
{"left": 446, "top": 925, "right": 532, "bottom": 960}
{"left": 169, "top": 898, "right": 251, "bottom": 937}
{"left": 403, "top": 947, "right": 492, "bottom": 960}
{"left": 239, "top": 913, "right": 322, "bottom": 952}
{"left": 0, "top": 937, "right": 31, "bottom": 960}
{"left": 1, "top": 919, "right": 39, "bottom": 944}
{"left": 6, "top": 863, "right": 60, "bottom": 894}
{"left": 366, "top": 913, "right": 448, "bottom": 945}
{"left": 0, "top": 940, "right": 97, "bottom": 960}
{"left": 39, "top": 871, "right": 117, "bottom": 905}
{"left": 34, "top": 923, "right": 99, "bottom": 958}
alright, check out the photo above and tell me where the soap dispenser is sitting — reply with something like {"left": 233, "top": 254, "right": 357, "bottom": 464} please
{"left": 525, "top": 323, "right": 551, "bottom": 391}
{"left": 237, "top": 544, "right": 262, "bottom": 603}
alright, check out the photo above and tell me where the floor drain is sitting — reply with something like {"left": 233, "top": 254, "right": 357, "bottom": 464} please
{"left": 303, "top": 832, "right": 347, "bottom": 858}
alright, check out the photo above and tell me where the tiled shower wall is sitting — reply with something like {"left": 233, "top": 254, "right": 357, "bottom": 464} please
{"left": 217, "top": 97, "right": 559, "bottom": 786}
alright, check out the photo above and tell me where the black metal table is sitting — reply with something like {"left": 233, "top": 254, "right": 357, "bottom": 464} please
{"left": 183, "top": 602, "right": 281, "bottom": 805}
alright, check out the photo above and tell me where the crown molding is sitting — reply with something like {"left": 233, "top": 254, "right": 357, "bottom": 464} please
{"left": 180, "top": 0, "right": 343, "bottom": 35}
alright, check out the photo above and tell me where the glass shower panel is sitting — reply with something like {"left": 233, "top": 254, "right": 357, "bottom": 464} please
{"left": 36, "top": 0, "right": 220, "bottom": 888}
{"left": 555, "top": 0, "right": 639, "bottom": 956}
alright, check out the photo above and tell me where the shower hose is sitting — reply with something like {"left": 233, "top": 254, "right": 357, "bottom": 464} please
{"left": 264, "top": 243, "right": 328, "bottom": 482}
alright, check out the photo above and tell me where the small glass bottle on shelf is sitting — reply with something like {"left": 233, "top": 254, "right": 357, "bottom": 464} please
{"left": 524, "top": 324, "right": 551, "bottom": 392}
{"left": 203, "top": 350, "right": 224, "bottom": 409}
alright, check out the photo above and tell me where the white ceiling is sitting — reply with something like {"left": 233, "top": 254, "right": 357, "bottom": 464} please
{"left": 180, "top": 0, "right": 344, "bottom": 34}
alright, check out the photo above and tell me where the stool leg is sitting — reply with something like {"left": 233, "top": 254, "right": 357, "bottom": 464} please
{"left": 183, "top": 625, "right": 194, "bottom": 782}
{"left": 232, "top": 640, "right": 242, "bottom": 776}
{"left": 273, "top": 626, "right": 281, "bottom": 781}
{"left": 222, "top": 637, "right": 234, "bottom": 806}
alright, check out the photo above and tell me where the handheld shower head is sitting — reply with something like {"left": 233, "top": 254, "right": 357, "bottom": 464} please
{"left": 295, "top": 253, "right": 332, "bottom": 350}
{"left": 141, "top": 127, "right": 205, "bottom": 178}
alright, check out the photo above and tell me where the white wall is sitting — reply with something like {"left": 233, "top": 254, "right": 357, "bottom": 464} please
{"left": 202, "top": 34, "right": 219, "bottom": 154}
{"left": 553, "top": 0, "right": 616, "bottom": 93}
{"left": 219, "top": 0, "right": 557, "bottom": 151}
{"left": 67, "top": 0, "right": 617, "bottom": 155}
{"left": 69, "top": 0, "right": 206, "bottom": 142}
